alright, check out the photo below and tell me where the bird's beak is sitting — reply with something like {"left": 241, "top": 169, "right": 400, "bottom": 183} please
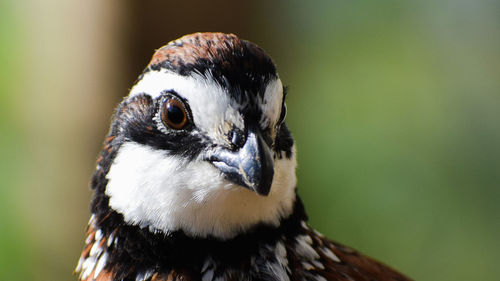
{"left": 207, "top": 128, "right": 274, "bottom": 196}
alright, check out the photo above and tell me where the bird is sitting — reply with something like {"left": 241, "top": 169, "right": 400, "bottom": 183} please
{"left": 75, "top": 32, "right": 411, "bottom": 281}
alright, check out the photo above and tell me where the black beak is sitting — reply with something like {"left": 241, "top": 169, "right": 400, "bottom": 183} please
{"left": 207, "top": 128, "right": 274, "bottom": 196}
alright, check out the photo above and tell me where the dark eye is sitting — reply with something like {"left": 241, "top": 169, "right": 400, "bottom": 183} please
{"left": 160, "top": 97, "right": 189, "bottom": 130}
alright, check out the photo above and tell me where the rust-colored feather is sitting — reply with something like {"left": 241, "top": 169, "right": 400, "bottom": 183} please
{"left": 305, "top": 227, "right": 412, "bottom": 281}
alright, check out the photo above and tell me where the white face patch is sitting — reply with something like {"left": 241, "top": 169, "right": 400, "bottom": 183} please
{"left": 105, "top": 142, "right": 297, "bottom": 239}
{"left": 130, "top": 70, "right": 246, "bottom": 145}
{"left": 130, "top": 70, "right": 284, "bottom": 143}
{"left": 106, "top": 69, "right": 294, "bottom": 239}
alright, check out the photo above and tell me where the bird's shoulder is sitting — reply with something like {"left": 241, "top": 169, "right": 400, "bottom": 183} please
{"left": 293, "top": 224, "right": 412, "bottom": 281}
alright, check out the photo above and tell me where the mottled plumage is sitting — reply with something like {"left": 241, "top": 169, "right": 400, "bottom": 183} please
{"left": 76, "top": 33, "right": 411, "bottom": 281}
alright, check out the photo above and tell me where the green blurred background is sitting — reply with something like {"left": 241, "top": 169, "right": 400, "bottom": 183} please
{"left": 1, "top": 0, "right": 499, "bottom": 280}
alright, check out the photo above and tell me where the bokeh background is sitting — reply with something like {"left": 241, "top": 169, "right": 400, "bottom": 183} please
{"left": 1, "top": 0, "right": 499, "bottom": 280}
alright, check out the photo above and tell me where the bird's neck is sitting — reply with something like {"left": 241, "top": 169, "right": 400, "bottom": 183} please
{"left": 77, "top": 197, "right": 308, "bottom": 280}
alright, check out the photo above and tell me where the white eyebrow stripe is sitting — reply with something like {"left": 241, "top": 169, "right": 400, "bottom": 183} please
{"left": 129, "top": 70, "right": 283, "bottom": 142}
{"left": 129, "top": 70, "right": 243, "bottom": 143}
{"left": 130, "top": 70, "right": 211, "bottom": 99}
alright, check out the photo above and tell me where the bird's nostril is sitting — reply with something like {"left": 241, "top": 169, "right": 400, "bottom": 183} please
{"left": 230, "top": 128, "right": 246, "bottom": 150}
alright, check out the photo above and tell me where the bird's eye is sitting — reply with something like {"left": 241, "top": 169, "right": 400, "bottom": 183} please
{"left": 160, "top": 96, "right": 189, "bottom": 130}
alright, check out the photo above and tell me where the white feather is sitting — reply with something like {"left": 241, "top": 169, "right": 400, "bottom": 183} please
{"left": 106, "top": 69, "right": 295, "bottom": 239}
{"left": 202, "top": 269, "right": 215, "bottom": 281}
{"left": 130, "top": 70, "right": 284, "bottom": 144}
{"left": 89, "top": 238, "right": 102, "bottom": 257}
{"left": 130, "top": 70, "right": 245, "bottom": 145}
{"left": 93, "top": 252, "right": 108, "bottom": 279}
{"left": 320, "top": 246, "right": 341, "bottom": 263}
{"left": 105, "top": 142, "right": 297, "bottom": 239}
{"left": 273, "top": 241, "right": 291, "bottom": 278}
{"left": 260, "top": 78, "right": 284, "bottom": 130}
{"left": 135, "top": 269, "right": 154, "bottom": 281}
{"left": 80, "top": 256, "right": 97, "bottom": 280}
{"left": 295, "top": 235, "right": 320, "bottom": 261}
{"left": 107, "top": 233, "right": 114, "bottom": 247}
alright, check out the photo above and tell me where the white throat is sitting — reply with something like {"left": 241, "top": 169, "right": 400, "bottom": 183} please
{"left": 105, "top": 142, "right": 297, "bottom": 239}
